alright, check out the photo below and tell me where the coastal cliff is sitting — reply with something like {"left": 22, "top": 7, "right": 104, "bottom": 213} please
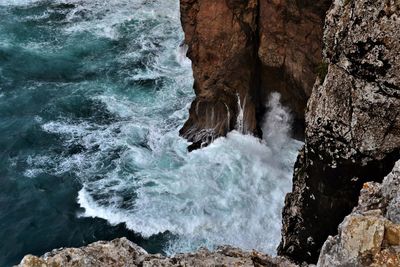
{"left": 179, "top": 0, "right": 331, "bottom": 149}
{"left": 15, "top": 0, "right": 400, "bottom": 266}
{"left": 279, "top": 0, "right": 400, "bottom": 263}
{"left": 180, "top": 0, "right": 399, "bottom": 264}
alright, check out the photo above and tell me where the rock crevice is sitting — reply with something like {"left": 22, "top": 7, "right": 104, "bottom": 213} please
{"left": 179, "top": 0, "right": 332, "bottom": 149}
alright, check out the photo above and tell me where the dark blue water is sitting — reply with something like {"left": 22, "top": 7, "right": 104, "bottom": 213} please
{"left": 0, "top": 1, "right": 301, "bottom": 266}
{"left": 0, "top": 1, "right": 189, "bottom": 265}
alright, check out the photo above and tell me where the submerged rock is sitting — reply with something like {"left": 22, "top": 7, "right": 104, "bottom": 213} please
{"left": 16, "top": 238, "right": 297, "bottom": 267}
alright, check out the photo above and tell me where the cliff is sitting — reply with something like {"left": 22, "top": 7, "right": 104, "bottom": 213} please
{"left": 180, "top": 0, "right": 399, "bottom": 264}
{"left": 179, "top": 0, "right": 331, "bottom": 150}
{"left": 279, "top": 0, "right": 400, "bottom": 263}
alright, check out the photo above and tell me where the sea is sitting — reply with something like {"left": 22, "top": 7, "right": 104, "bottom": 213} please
{"left": 0, "top": 0, "right": 302, "bottom": 266}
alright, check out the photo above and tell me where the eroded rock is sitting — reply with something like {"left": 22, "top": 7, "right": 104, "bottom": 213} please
{"left": 16, "top": 238, "right": 297, "bottom": 267}
{"left": 279, "top": 0, "right": 400, "bottom": 263}
{"left": 317, "top": 160, "right": 400, "bottom": 267}
{"left": 179, "top": 0, "right": 332, "bottom": 149}
{"left": 179, "top": 0, "right": 260, "bottom": 150}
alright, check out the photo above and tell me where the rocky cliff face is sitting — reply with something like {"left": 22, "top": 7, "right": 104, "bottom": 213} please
{"left": 258, "top": 0, "right": 331, "bottom": 137}
{"left": 179, "top": 0, "right": 331, "bottom": 149}
{"left": 279, "top": 0, "right": 400, "bottom": 263}
{"left": 179, "top": 0, "right": 260, "bottom": 150}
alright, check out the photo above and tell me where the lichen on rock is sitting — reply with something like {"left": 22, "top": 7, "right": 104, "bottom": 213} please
{"left": 317, "top": 160, "right": 400, "bottom": 267}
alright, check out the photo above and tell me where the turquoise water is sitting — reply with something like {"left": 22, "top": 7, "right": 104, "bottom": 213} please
{"left": 0, "top": 1, "right": 301, "bottom": 266}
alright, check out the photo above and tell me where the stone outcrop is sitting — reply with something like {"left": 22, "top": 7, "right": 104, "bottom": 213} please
{"left": 179, "top": 0, "right": 260, "bottom": 150}
{"left": 16, "top": 238, "right": 297, "bottom": 267}
{"left": 317, "top": 160, "right": 400, "bottom": 267}
{"left": 179, "top": 0, "right": 331, "bottom": 149}
{"left": 279, "top": 0, "right": 400, "bottom": 263}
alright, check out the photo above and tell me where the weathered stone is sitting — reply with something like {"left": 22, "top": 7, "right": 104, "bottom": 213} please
{"left": 279, "top": 0, "right": 400, "bottom": 263}
{"left": 385, "top": 221, "right": 400, "bottom": 246}
{"left": 16, "top": 239, "right": 298, "bottom": 267}
{"left": 179, "top": 0, "right": 332, "bottom": 149}
{"left": 258, "top": 0, "right": 331, "bottom": 136}
{"left": 317, "top": 160, "right": 400, "bottom": 267}
{"left": 179, "top": 0, "right": 260, "bottom": 150}
{"left": 17, "top": 238, "right": 147, "bottom": 267}
{"left": 382, "top": 161, "right": 400, "bottom": 224}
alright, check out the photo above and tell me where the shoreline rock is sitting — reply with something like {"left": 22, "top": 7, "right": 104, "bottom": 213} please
{"left": 16, "top": 239, "right": 297, "bottom": 267}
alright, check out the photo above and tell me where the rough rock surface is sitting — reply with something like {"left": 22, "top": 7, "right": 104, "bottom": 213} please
{"left": 16, "top": 238, "right": 297, "bottom": 267}
{"left": 279, "top": 0, "right": 400, "bottom": 263}
{"left": 258, "top": 0, "right": 331, "bottom": 136}
{"left": 179, "top": 0, "right": 331, "bottom": 149}
{"left": 179, "top": 0, "right": 260, "bottom": 150}
{"left": 317, "top": 160, "right": 400, "bottom": 267}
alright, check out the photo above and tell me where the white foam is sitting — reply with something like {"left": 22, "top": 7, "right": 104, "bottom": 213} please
{"left": 235, "top": 94, "right": 245, "bottom": 134}
{"left": 74, "top": 96, "right": 301, "bottom": 255}
{"left": 263, "top": 92, "right": 294, "bottom": 151}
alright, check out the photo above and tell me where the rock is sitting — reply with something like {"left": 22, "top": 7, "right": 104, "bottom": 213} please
{"left": 279, "top": 0, "right": 400, "bottom": 263}
{"left": 179, "top": 0, "right": 332, "bottom": 149}
{"left": 317, "top": 160, "right": 400, "bottom": 267}
{"left": 16, "top": 239, "right": 297, "bottom": 267}
{"left": 179, "top": 0, "right": 260, "bottom": 150}
{"left": 258, "top": 0, "right": 331, "bottom": 137}
{"left": 17, "top": 238, "right": 147, "bottom": 267}
{"left": 382, "top": 160, "right": 400, "bottom": 224}
{"left": 317, "top": 214, "right": 400, "bottom": 267}
{"left": 385, "top": 221, "right": 400, "bottom": 246}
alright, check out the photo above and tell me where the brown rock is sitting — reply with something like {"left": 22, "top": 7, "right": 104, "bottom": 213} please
{"left": 258, "top": 0, "right": 331, "bottom": 136}
{"left": 179, "top": 0, "right": 332, "bottom": 149}
{"left": 179, "top": 0, "right": 260, "bottom": 150}
{"left": 385, "top": 222, "right": 400, "bottom": 246}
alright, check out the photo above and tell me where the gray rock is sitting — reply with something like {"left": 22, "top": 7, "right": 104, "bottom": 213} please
{"left": 279, "top": 0, "right": 400, "bottom": 263}
{"left": 382, "top": 161, "right": 400, "bottom": 223}
{"left": 16, "top": 239, "right": 297, "bottom": 267}
{"left": 317, "top": 160, "right": 400, "bottom": 267}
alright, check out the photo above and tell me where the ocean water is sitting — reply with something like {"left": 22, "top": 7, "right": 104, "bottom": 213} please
{"left": 0, "top": 0, "right": 302, "bottom": 266}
